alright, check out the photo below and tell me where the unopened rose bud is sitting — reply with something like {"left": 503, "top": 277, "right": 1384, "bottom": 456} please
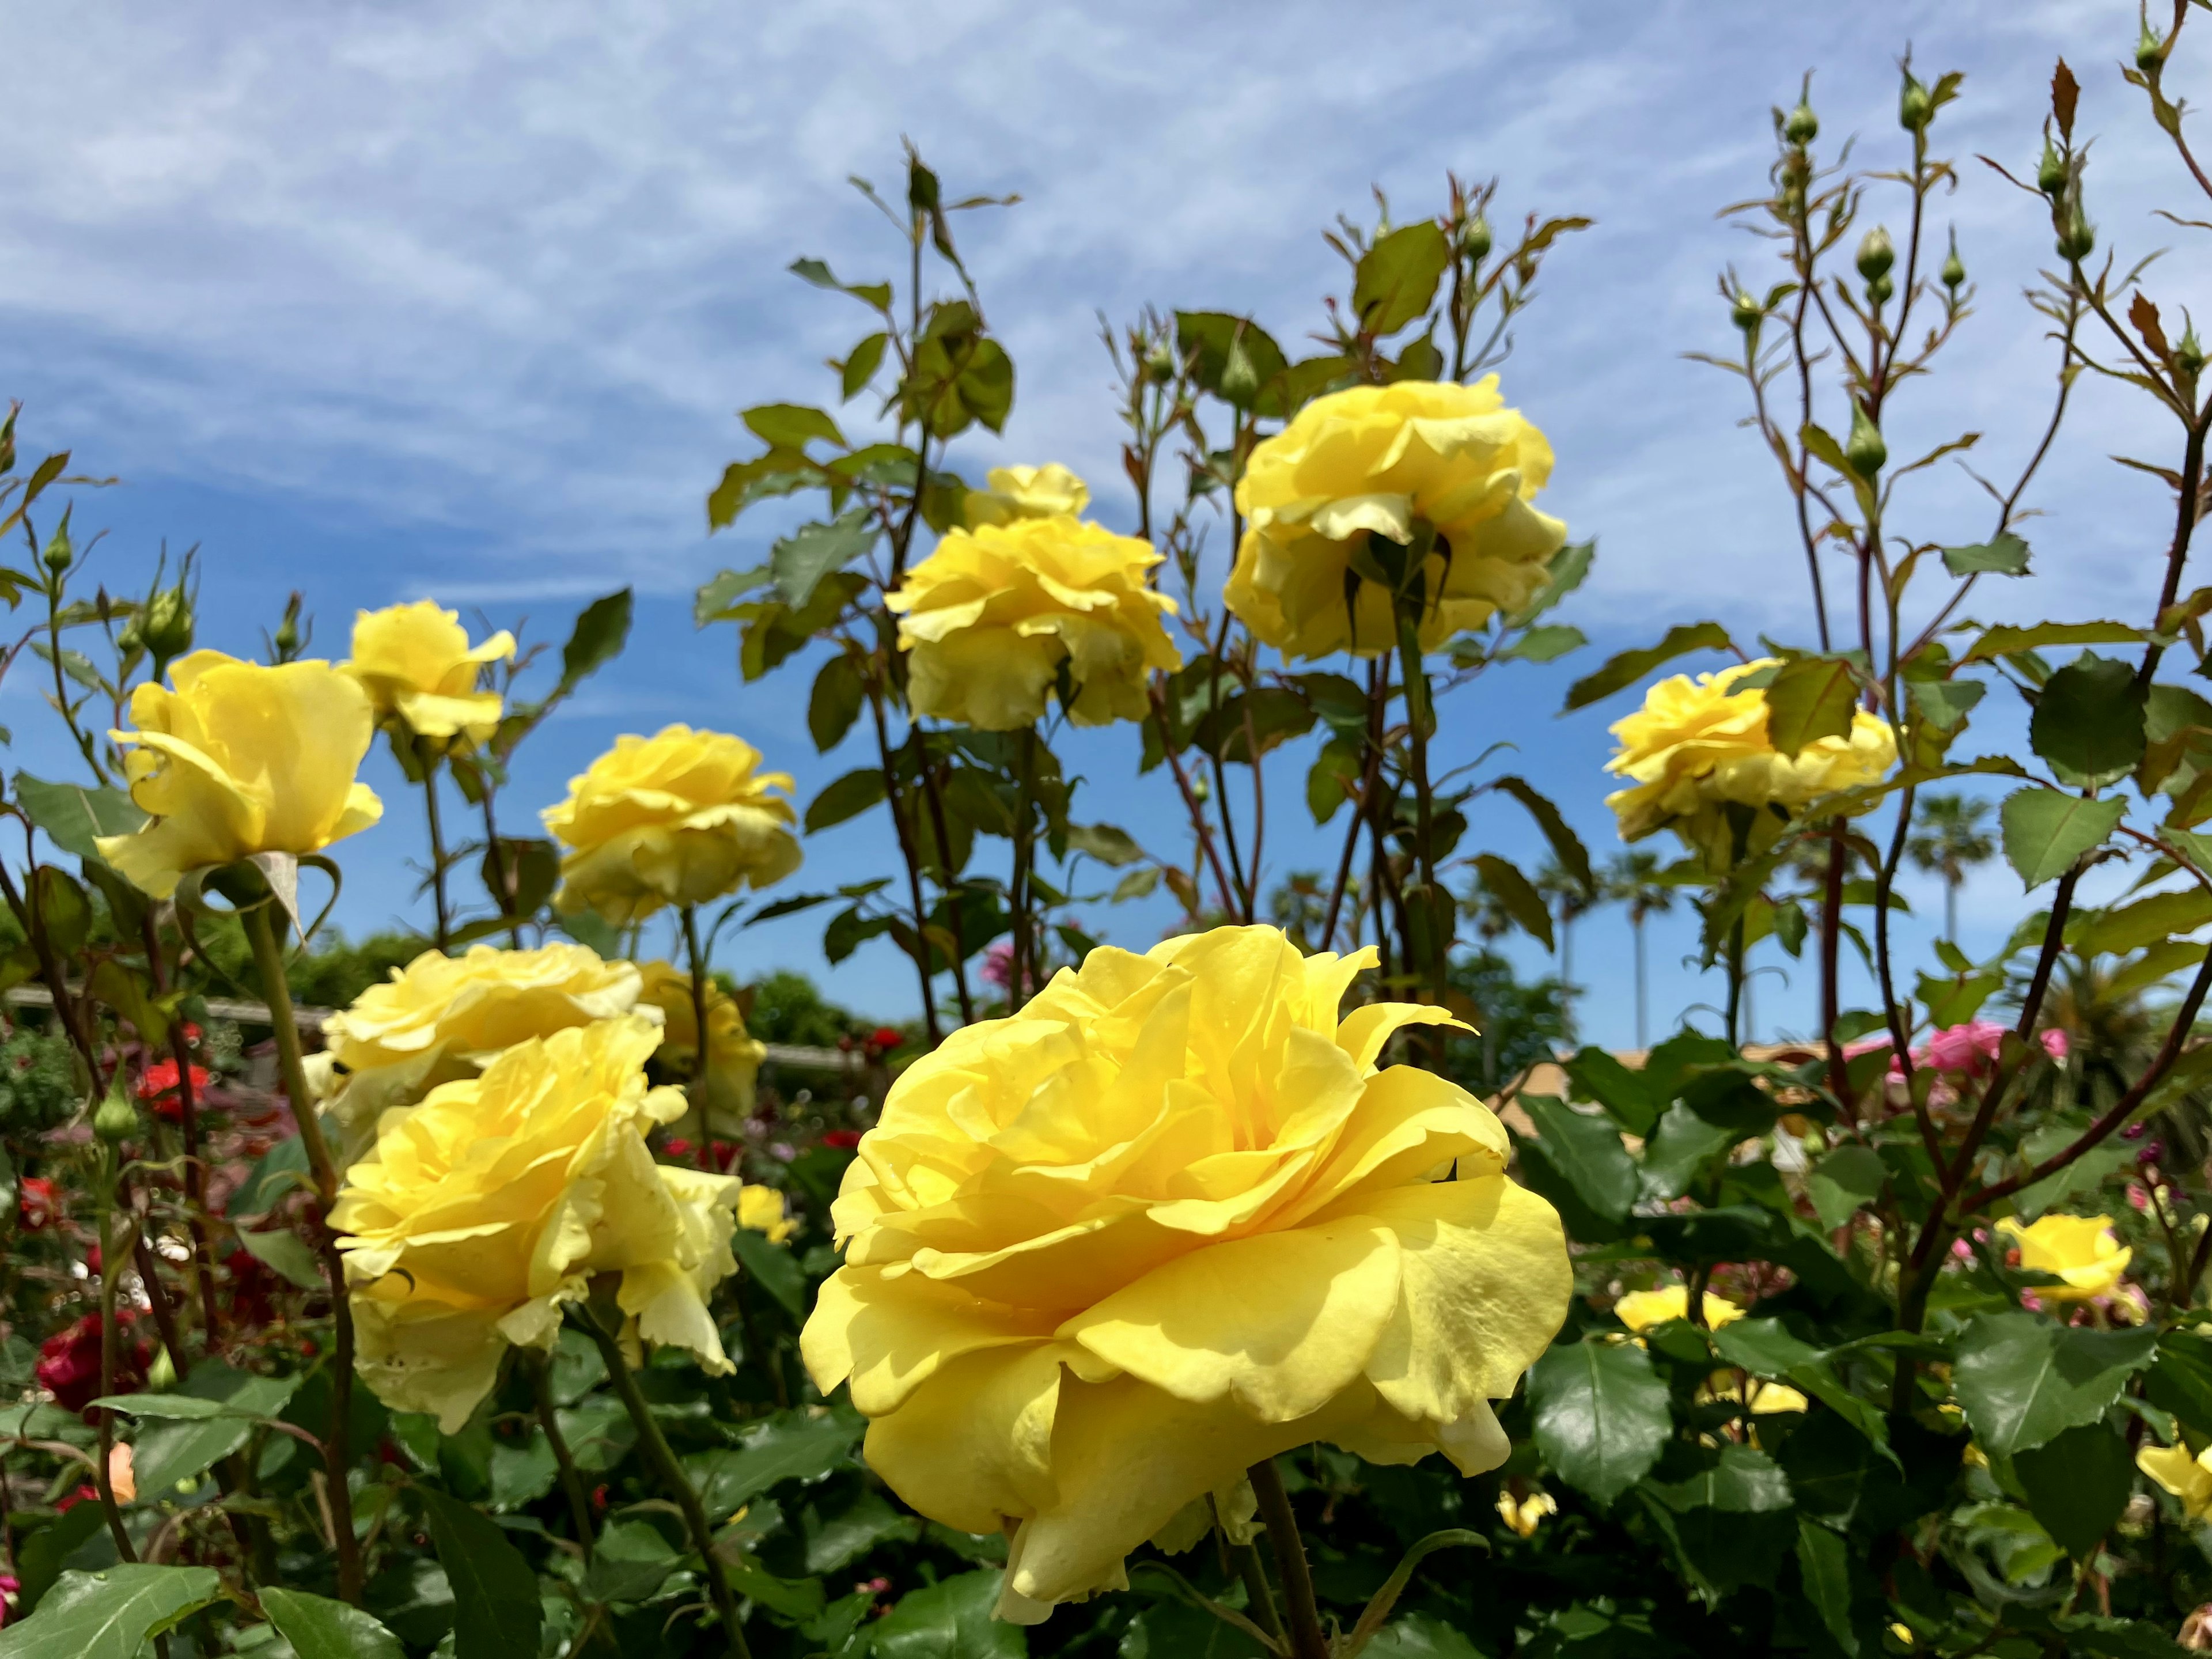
{"left": 1460, "top": 214, "right": 1493, "bottom": 264}
{"left": 41, "top": 520, "right": 71, "bottom": 574}
{"left": 2037, "top": 138, "right": 2067, "bottom": 197}
{"left": 1783, "top": 91, "right": 1819, "bottom": 146}
{"left": 1941, "top": 232, "right": 1967, "bottom": 292}
{"left": 2177, "top": 321, "right": 2206, "bottom": 378}
{"left": 1731, "top": 289, "right": 1763, "bottom": 333}
{"left": 1866, "top": 272, "right": 1894, "bottom": 307}
{"left": 1856, "top": 226, "right": 1895, "bottom": 282}
{"left": 94, "top": 1085, "right": 138, "bottom": 1143}
{"left": 1900, "top": 70, "right": 1933, "bottom": 132}
{"left": 1846, "top": 403, "right": 1887, "bottom": 476}
{"left": 143, "top": 581, "right": 194, "bottom": 671}
{"left": 273, "top": 593, "right": 304, "bottom": 662}
{"left": 2056, "top": 196, "right": 2095, "bottom": 262}
{"left": 2139, "top": 21, "right": 2166, "bottom": 73}
{"left": 1143, "top": 344, "right": 1175, "bottom": 385}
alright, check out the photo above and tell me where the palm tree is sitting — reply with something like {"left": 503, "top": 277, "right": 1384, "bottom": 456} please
{"left": 1605, "top": 850, "right": 1677, "bottom": 1050}
{"left": 1536, "top": 859, "right": 1598, "bottom": 1044}
{"left": 1905, "top": 793, "right": 1997, "bottom": 944}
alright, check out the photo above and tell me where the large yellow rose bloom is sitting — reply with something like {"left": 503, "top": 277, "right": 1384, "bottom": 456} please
{"left": 94, "top": 651, "right": 384, "bottom": 899}
{"left": 886, "top": 516, "right": 1180, "bottom": 732}
{"left": 799, "top": 924, "right": 1570, "bottom": 1623}
{"left": 344, "top": 600, "right": 516, "bottom": 749}
{"left": 2140, "top": 1441, "right": 2212, "bottom": 1522}
{"left": 1224, "top": 378, "right": 1567, "bottom": 661}
{"left": 317, "top": 943, "right": 646, "bottom": 1149}
{"left": 541, "top": 725, "right": 801, "bottom": 924}
{"left": 636, "top": 959, "right": 766, "bottom": 1126}
{"left": 1604, "top": 659, "right": 1896, "bottom": 870}
{"left": 1996, "top": 1213, "right": 2131, "bottom": 1303}
{"left": 964, "top": 463, "right": 1090, "bottom": 528}
{"left": 331, "top": 1016, "right": 742, "bottom": 1432}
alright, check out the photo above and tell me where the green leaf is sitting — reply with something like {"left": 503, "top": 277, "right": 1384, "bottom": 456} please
{"left": 1942, "top": 532, "right": 2032, "bottom": 577}
{"left": 1517, "top": 1095, "right": 1635, "bottom": 1227}
{"left": 1362, "top": 1616, "right": 1483, "bottom": 1658}
{"left": 1176, "top": 312, "right": 1291, "bottom": 415}
{"left": 2012, "top": 1420, "right": 2133, "bottom": 1558}
{"left": 743, "top": 403, "right": 846, "bottom": 450}
{"left": 1710, "top": 1317, "right": 1825, "bottom": 1379}
{"left": 1308, "top": 736, "right": 1362, "bottom": 825}
{"left": 1528, "top": 1338, "right": 1670, "bottom": 1505}
{"left": 1999, "top": 787, "right": 2124, "bottom": 889}
{"left": 1352, "top": 222, "right": 1452, "bottom": 336}
{"left": 1563, "top": 622, "right": 1734, "bottom": 711}
{"left": 1649, "top": 1442, "right": 1793, "bottom": 1514}
{"left": 807, "top": 653, "right": 865, "bottom": 753}
{"left": 13, "top": 1506, "right": 105, "bottom": 1615}
{"left": 1952, "top": 1312, "right": 2158, "bottom": 1457}
{"left": 1794, "top": 1519, "right": 1859, "bottom": 1657}
{"left": 806, "top": 768, "right": 888, "bottom": 834}
{"left": 695, "top": 566, "right": 772, "bottom": 625}
{"left": 1063, "top": 823, "right": 1144, "bottom": 868}
{"left": 235, "top": 1224, "right": 323, "bottom": 1290}
{"left": 1563, "top": 1047, "right": 1661, "bottom": 1138}
{"left": 130, "top": 1362, "right": 301, "bottom": 1497}
{"left": 419, "top": 1487, "right": 544, "bottom": 1659}
{"left": 690, "top": 1409, "right": 862, "bottom": 1516}
{"left": 582, "top": 1518, "right": 680, "bottom": 1605}
{"left": 2030, "top": 653, "right": 2147, "bottom": 782}
{"left": 2070, "top": 887, "right": 2212, "bottom": 956}
{"left": 1500, "top": 624, "right": 1586, "bottom": 664}
{"left": 556, "top": 590, "right": 632, "bottom": 696}
{"left": 1964, "top": 620, "right": 2146, "bottom": 663}
{"left": 1506, "top": 540, "right": 1596, "bottom": 628}
{"left": 2145, "top": 1331, "right": 2212, "bottom": 1432}
{"left": 869, "top": 1567, "right": 1023, "bottom": 1658}
{"left": 1490, "top": 776, "right": 1593, "bottom": 895}
{"left": 10, "top": 773, "right": 143, "bottom": 861}
{"left": 730, "top": 1224, "right": 805, "bottom": 1319}
{"left": 1806, "top": 1146, "right": 1888, "bottom": 1230}
{"left": 1637, "top": 1103, "right": 1738, "bottom": 1201}
{"left": 1472, "top": 853, "right": 1552, "bottom": 950}
{"left": 260, "top": 1588, "right": 406, "bottom": 1659}
{"left": 230, "top": 1135, "right": 310, "bottom": 1217}
{"left": 840, "top": 333, "right": 889, "bottom": 401}
{"left": 0, "top": 1566, "right": 222, "bottom": 1659}
{"left": 770, "top": 510, "right": 878, "bottom": 611}
{"left": 725, "top": 1556, "right": 826, "bottom": 1619}
{"left": 1764, "top": 656, "right": 1860, "bottom": 759}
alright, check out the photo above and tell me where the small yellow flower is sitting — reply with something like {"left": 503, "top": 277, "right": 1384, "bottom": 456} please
{"left": 543, "top": 726, "right": 801, "bottom": 925}
{"left": 964, "top": 463, "right": 1090, "bottom": 527}
{"left": 800, "top": 924, "right": 1571, "bottom": 1623}
{"left": 1497, "top": 1488, "right": 1557, "bottom": 1537}
{"left": 887, "top": 516, "right": 1180, "bottom": 731}
{"left": 107, "top": 1442, "right": 136, "bottom": 1505}
{"left": 738, "top": 1183, "right": 797, "bottom": 1246}
{"left": 1224, "top": 378, "right": 1567, "bottom": 661}
{"left": 96, "top": 651, "right": 384, "bottom": 898}
{"left": 344, "top": 600, "right": 515, "bottom": 749}
{"left": 1997, "top": 1213, "right": 2131, "bottom": 1302}
{"left": 637, "top": 960, "right": 767, "bottom": 1127}
{"left": 319, "top": 943, "right": 646, "bottom": 1149}
{"left": 1613, "top": 1285, "right": 1742, "bottom": 1334}
{"left": 1604, "top": 659, "right": 1895, "bottom": 871}
{"left": 331, "top": 1017, "right": 742, "bottom": 1432}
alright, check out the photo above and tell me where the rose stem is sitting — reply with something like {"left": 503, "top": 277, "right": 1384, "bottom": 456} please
{"left": 1248, "top": 1457, "right": 1328, "bottom": 1659}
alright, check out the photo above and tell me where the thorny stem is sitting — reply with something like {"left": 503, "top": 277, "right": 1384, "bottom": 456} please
{"left": 1320, "top": 660, "right": 1388, "bottom": 951}
{"left": 531, "top": 1351, "right": 595, "bottom": 1560}
{"left": 141, "top": 912, "right": 224, "bottom": 1347}
{"left": 93, "top": 1184, "right": 138, "bottom": 1565}
{"left": 481, "top": 791, "right": 526, "bottom": 948}
{"left": 1010, "top": 727, "right": 1039, "bottom": 1008}
{"left": 2136, "top": 416, "right": 2210, "bottom": 692}
{"left": 1151, "top": 684, "right": 1240, "bottom": 919}
{"left": 862, "top": 679, "right": 942, "bottom": 1046}
{"left": 1248, "top": 1459, "right": 1327, "bottom": 1659}
{"left": 910, "top": 725, "right": 977, "bottom": 1027}
{"left": 241, "top": 901, "right": 363, "bottom": 1604}
{"left": 1873, "top": 790, "right": 1942, "bottom": 1172}
{"left": 420, "top": 752, "right": 452, "bottom": 952}
{"left": 681, "top": 905, "right": 715, "bottom": 1171}
{"left": 578, "top": 1305, "right": 753, "bottom": 1659}
{"left": 1820, "top": 825, "right": 1851, "bottom": 1109}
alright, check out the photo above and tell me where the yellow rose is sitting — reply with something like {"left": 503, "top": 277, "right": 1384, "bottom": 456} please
{"left": 1612, "top": 1285, "right": 1742, "bottom": 1334}
{"left": 965, "top": 463, "right": 1090, "bottom": 528}
{"left": 799, "top": 924, "right": 1570, "bottom": 1623}
{"left": 1604, "top": 659, "right": 1896, "bottom": 870}
{"left": 739, "top": 1183, "right": 796, "bottom": 1245}
{"left": 319, "top": 943, "right": 646, "bottom": 1150}
{"left": 1997, "top": 1213, "right": 2131, "bottom": 1302}
{"left": 344, "top": 600, "right": 516, "bottom": 749}
{"left": 636, "top": 960, "right": 766, "bottom": 1127}
{"left": 1497, "top": 1489, "right": 1556, "bottom": 1537}
{"left": 1224, "top": 378, "right": 1567, "bottom": 661}
{"left": 331, "top": 1016, "right": 741, "bottom": 1432}
{"left": 887, "top": 516, "right": 1180, "bottom": 731}
{"left": 542, "top": 725, "right": 801, "bottom": 924}
{"left": 95, "top": 651, "right": 384, "bottom": 899}
{"left": 2141, "top": 1441, "right": 2212, "bottom": 1521}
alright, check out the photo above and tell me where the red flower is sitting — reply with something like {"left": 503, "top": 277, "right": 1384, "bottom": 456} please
{"left": 665, "top": 1138, "right": 694, "bottom": 1160}
{"left": 17, "top": 1177, "right": 58, "bottom": 1231}
{"left": 136, "top": 1058, "right": 211, "bottom": 1123}
{"left": 867, "top": 1027, "right": 904, "bottom": 1052}
{"left": 54, "top": 1485, "right": 99, "bottom": 1514}
{"left": 822, "top": 1130, "right": 862, "bottom": 1151}
{"left": 37, "top": 1311, "right": 147, "bottom": 1416}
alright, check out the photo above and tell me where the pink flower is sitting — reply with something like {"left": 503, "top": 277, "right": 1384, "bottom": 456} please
{"left": 1909, "top": 1022, "right": 2069, "bottom": 1079}
{"left": 982, "top": 940, "right": 1016, "bottom": 992}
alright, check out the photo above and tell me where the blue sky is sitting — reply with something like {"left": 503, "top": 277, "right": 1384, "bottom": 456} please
{"left": 1, "top": 0, "right": 2199, "bottom": 1046}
